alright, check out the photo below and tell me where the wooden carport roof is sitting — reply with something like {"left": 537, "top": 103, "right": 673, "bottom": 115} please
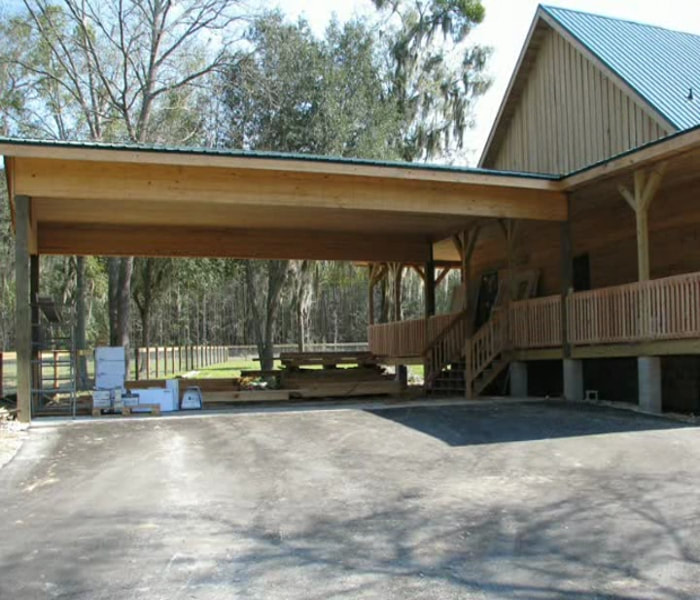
{"left": 1, "top": 138, "right": 566, "bottom": 264}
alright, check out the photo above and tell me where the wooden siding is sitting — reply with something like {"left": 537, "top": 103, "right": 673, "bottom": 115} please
{"left": 487, "top": 27, "right": 671, "bottom": 174}
{"left": 468, "top": 176, "right": 700, "bottom": 298}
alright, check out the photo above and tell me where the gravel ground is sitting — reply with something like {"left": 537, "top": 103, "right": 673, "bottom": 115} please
{"left": 1, "top": 400, "right": 700, "bottom": 599}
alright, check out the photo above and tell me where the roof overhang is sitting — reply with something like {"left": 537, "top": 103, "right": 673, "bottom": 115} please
{"left": 1, "top": 139, "right": 567, "bottom": 263}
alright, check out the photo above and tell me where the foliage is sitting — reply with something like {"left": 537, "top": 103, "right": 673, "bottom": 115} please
{"left": 0, "top": 1, "right": 491, "bottom": 359}
{"left": 373, "top": 0, "right": 491, "bottom": 160}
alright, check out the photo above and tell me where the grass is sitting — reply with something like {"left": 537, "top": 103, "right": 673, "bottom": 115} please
{"left": 188, "top": 360, "right": 283, "bottom": 379}
{"left": 189, "top": 360, "right": 425, "bottom": 380}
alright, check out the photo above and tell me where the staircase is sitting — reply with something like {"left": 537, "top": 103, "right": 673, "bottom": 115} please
{"left": 423, "top": 309, "right": 510, "bottom": 397}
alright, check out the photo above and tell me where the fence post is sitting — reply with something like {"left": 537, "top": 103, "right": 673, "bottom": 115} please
{"left": 146, "top": 347, "right": 151, "bottom": 380}
{"left": 53, "top": 350, "right": 59, "bottom": 389}
{"left": 171, "top": 347, "right": 175, "bottom": 374}
{"left": 0, "top": 352, "right": 3, "bottom": 399}
{"left": 135, "top": 347, "right": 139, "bottom": 381}
{"left": 178, "top": 346, "right": 182, "bottom": 372}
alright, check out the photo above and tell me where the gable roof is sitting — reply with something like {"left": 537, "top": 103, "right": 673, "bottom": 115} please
{"left": 542, "top": 5, "right": 700, "bottom": 131}
{"left": 480, "top": 4, "right": 700, "bottom": 167}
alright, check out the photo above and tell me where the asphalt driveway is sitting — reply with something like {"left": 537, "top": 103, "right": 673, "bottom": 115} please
{"left": 1, "top": 400, "right": 699, "bottom": 599}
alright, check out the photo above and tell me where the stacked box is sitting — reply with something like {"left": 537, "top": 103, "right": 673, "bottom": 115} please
{"left": 95, "top": 346, "right": 126, "bottom": 391}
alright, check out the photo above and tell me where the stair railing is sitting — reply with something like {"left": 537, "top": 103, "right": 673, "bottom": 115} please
{"left": 422, "top": 310, "right": 469, "bottom": 388}
{"left": 470, "top": 309, "right": 508, "bottom": 385}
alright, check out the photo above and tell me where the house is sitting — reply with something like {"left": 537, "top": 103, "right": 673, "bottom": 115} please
{"left": 4, "top": 5, "right": 700, "bottom": 422}
{"left": 369, "top": 5, "right": 700, "bottom": 413}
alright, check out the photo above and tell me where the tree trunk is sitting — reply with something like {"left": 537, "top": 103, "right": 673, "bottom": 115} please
{"left": 117, "top": 258, "right": 133, "bottom": 373}
{"left": 108, "top": 258, "right": 120, "bottom": 346}
{"left": 75, "top": 256, "right": 88, "bottom": 388}
{"left": 245, "top": 260, "right": 290, "bottom": 372}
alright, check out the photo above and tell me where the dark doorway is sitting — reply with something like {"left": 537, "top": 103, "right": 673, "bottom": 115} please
{"left": 573, "top": 253, "right": 591, "bottom": 291}
{"left": 475, "top": 271, "right": 499, "bottom": 328}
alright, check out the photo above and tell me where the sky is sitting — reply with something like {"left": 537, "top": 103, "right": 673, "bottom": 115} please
{"left": 273, "top": 0, "right": 700, "bottom": 165}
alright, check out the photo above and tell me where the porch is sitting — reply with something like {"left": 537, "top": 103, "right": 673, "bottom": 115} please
{"left": 369, "top": 271, "right": 700, "bottom": 402}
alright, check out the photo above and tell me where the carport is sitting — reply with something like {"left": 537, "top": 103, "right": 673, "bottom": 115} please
{"left": 1, "top": 138, "right": 568, "bottom": 422}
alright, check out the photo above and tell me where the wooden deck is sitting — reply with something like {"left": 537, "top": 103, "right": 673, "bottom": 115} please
{"left": 369, "top": 271, "right": 700, "bottom": 363}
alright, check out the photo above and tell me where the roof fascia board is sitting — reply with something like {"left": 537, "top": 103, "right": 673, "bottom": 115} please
{"left": 0, "top": 142, "right": 560, "bottom": 192}
{"left": 562, "top": 123, "right": 700, "bottom": 190}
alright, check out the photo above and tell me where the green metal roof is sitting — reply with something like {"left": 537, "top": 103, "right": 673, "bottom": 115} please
{"left": 542, "top": 5, "right": 700, "bottom": 131}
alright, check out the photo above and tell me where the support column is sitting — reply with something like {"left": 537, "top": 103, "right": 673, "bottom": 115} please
{"left": 453, "top": 225, "right": 481, "bottom": 400}
{"left": 560, "top": 195, "right": 573, "bottom": 359}
{"left": 619, "top": 165, "right": 666, "bottom": 412}
{"left": 559, "top": 195, "right": 576, "bottom": 402}
{"left": 368, "top": 264, "right": 375, "bottom": 326}
{"left": 563, "top": 359, "right": 584, "bottom": 402}
{"left": 15, "top": 195, "right": 32, "bottom": 423}
{"left": 638, "top": 356, "right": 662, "bottom": 413}
{"left": 391, "top": 263, "right": 404, "bottom": 322}
{"left": 395, "top": 364, "right": 408, "bottom": 390}
{"left": 425, "top": 248, "right": 436, "bottom": 319}
{"left": 509, "top": 361, "right": 528, "bottom": 397}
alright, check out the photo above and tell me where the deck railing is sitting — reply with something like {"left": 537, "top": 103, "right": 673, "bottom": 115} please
{"left": 368, "top": 271, "right": 700, "bottom": 359}
{"left": 424, "top": 311, "right": 469, "bottom": 386}
{"left": 471, "top": 311, "right": 507, "bottom": 380}
{"left": 367, "top": 313, "right": 457, "bottom": 358}
{"left": 509, "top": 295, "right": 562, "bottom": 349}
{"left": 568, "top": 271, "right": 700, "bottom": 345}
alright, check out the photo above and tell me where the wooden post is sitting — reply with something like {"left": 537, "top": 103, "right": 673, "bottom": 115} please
{"left": 146, "top": 347, "right": 151, "bottom": 379}
{"left": 560, "top": 196, "right": 573, "bottom": 358}
{"left": 368, "top": 265, "right": 375, "bottom": 326}
{"left": 425, "top": 250, "right": 436, "bottom": 319}
{"left": 618, "top": 163, "right": 667, "bottom": 282}
{"left": 392, "top": 263, "right": 404, "bottom": 321}
{"left": 134, "top": 347, "right": 139, "bottom": 381}
{"left": 178, "top": 346, "right": 182, "bottom": 372}
{"left": 53, "top": 350, "right": 59, "bottom": 389}
{"left": 455, "top": 224, "right": 481, "bottom": 399}
{"left": 15, "top": 195, "right": 32, "bottom": 422}
{"left": 0, "top": 352, "right": 3, "bottom": 400}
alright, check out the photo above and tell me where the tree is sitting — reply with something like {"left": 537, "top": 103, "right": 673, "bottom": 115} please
{"left": 372, "top": 0, "right": 491, "bottom": 160}
{"left": 6, "top": 0, "right": 247, "bottom": 357}
{"left": 222, "top": 14, "right": 407, "bottom": 368}
{"left": 132, "top": 258, "right": 175, "bottom": 351}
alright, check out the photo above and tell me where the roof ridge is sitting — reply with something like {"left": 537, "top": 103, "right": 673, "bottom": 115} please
{"left": 540, "top": 4, "right": 700, "bottom": 39}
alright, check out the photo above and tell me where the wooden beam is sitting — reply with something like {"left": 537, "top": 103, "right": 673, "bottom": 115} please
{"left": 435, "top": 267, "right": 451, "bottom": 287}
{"left": 13, "top": 157, "right": 569, "bottom": 222}
{"left": 38, "top": 223, "right": 431, "bottom": 263}
{"left": 411, "top": 265, "right": 426, "bottom": 282}
{"left": 513, "top": 339, "right": 700, "bottom": 361}
{"left": 0, "top": 141, "right": 562, "bottom": 191}
{"left": 15, "top": 195, "right": 31, "bottom": 422}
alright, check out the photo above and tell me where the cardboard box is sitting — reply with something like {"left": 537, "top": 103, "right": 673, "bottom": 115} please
{"left": 92, "top": 390, "right": 112, "bottom": 409}
{"left": 95, "top": 346, "right": 126, "bottom": 362}
{"left": 131, "top": 388, "right": 177, "bottom": 412}
{"left": 95, "top": 372, "right": 126, "bottom": 390}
